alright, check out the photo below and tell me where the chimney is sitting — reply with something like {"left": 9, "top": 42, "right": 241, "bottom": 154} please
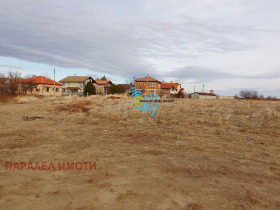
{"left": 162, "top": 80, "right": 164, "bottom": 83}
{"left": 210, "top": 90, "right": 214, "bottom": 94}
{"left": 170, "top": 81, "right": 173, "bottom": 83}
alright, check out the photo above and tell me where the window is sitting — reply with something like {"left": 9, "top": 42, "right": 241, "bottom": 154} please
{"left": 141, "top": 82, "right": 145, "bottom": 86}
{"left": 150, "top": 83, "right": 155, "bottom": 87}
{"left": 46, "top": 87, "right": 49, "bottom": 92}
{"left": 56, "top": 88, "right": 59, "bottom": 92}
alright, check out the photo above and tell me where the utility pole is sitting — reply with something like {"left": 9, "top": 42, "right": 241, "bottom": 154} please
{"left": 202, "top": 84, "right": 204, "bottom": 92}
{"left": 146, "top": 73, "right": 148, "bottom": 96}
{"left": 53, "top": 68, "right": 56, "bottom": 96}
{"left": 194, "top": 85, "right": 195, "bottom": 93}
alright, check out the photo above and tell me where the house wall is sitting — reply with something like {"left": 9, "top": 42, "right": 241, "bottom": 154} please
{"left": 95, "top": 84, "right": 105, "bottom": 94}
{"left": 94, "top": 83, "right": 111, "bottom": 95}
{"left": 170, "top": 84, "right": 181, "bottom": 95}
{"left": 135, "top": 81, "right": 161, "bottom": 96}
{"left": 191, "top": 93, "right": 216, "bottom": 99}
{"left": 20, "top": 84, "right": 63, "bottom": 96}
{"left": 161, "top": 89, "right": 170, "bottom": 98}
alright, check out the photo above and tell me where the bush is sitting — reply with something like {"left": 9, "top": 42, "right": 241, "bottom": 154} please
{"left": 84, "top": 81, "right": 96, "bottom": 96}
{"left": 174, "top": 89, "right": 185, "bottom": 98}
{"left": 109, "top": 84, "right": 126, "bottom": 95}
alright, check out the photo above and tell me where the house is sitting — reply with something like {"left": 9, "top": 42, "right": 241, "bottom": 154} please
{"left": 191, "top": 90, "right": 217, "bottom": 99}
{"left": 160, "top": 81, "right": 182, "bottom": 98}
{"left": 135, "top": 76, "right": 161, "bottom": 96}
{"left": 19, "top": 76, "right": 63, "bottom": 96}
{"left": 191, "top": 90, "right": 235, "bottom": 99}
{"left": 59, "top": 76, "right": 95, "bottom": 96}
{"left": 95, "top": 80, "right": 113, "bottom": 95}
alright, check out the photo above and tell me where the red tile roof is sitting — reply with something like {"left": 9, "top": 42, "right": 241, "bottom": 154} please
{"left": 21, "top": 76, "right": 62, "bottom": 86}
{"left": 135, "top": 76, "right": 161, "bottom": 83}
{"left": 95, "top": 80, "right": 113, "bottom": 85}
{"left": 59, "top": 76, "right": 93, "bottom": 83}
{"left": 164, "top": 83, "right": 179, "bottom": 89}
{"left": 161, "top": 84, "right": 174, "bottom": 89}
{"left": 161, "top": 82, "right": 180, "bottom": 89}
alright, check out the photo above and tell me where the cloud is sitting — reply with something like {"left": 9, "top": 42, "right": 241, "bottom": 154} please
{"left": 0, "top": 0, "right": 277, "bottom": 81}
{"left": 160, "top": 66, "right": 280, "bottom": 83}
{"left": 0, "top": 65, "right": 22, "bottom": 69}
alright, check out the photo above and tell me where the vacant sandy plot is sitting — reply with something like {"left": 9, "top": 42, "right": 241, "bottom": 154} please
{"left": 0, "top": 96, "right": 280, "bottom": 209}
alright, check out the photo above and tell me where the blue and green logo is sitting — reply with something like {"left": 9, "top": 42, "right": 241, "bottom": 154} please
{"left": 131, "top": 87, "right": 158, "bottom": 116}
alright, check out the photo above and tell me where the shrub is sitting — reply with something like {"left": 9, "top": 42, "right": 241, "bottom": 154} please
{"left": 109, "top": 84, "right": 126, "bottom": 95}
{"left": 174, "top": 89, "right": 185, "bottom": 98}
{"left": 84, "top": 81, "right": 96, "bottom": 96}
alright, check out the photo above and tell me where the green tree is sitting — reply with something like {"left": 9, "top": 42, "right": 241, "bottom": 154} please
{"left": 84, "top": 81, "right": 96, "bottom": 96}
{"left": 109, "top": 84, "right": 126, "bottom": 94}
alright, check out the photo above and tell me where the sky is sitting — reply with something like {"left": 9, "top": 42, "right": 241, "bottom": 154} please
{"left": 0, "top": 0, "right": 280, "bottom": 97}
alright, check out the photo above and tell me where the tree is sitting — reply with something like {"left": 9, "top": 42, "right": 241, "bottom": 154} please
{"left": 84, "top": 81, "right": 96, "bottom": 96}
{"left": 239, "top": 89, "right": 259, "bottom": 99}
{"left": 109, "top": 84, "right": 126, "bottom": 94}
{"left": 101, "top": 75, "right": 107, "bottom": 80}
{"left": 21, "top": 80, "right": 37, "bottom": 95}
{"left": 7, "top": 71, "right": 21, "bottom": 94}
{"left": 174, "top": 89, "right": 185, "bottom": 98}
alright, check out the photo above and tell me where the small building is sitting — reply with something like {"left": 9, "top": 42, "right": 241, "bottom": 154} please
{"left": 191, "top": 90, "right": 217, "bottom": 99}
{"left": 95, "top": 80, "right": 113, "bottom": 95}
{"left": 59, "top": 76, "right": 95, "bottom": 96}
{"left": 160, "top": 81, "right": 182, "bottom": 98}
{"left": 135, "top": 76, "right": 161, "bottom": 96}
{"left": 20, "top": 76, "right": 63, "bottom": 96}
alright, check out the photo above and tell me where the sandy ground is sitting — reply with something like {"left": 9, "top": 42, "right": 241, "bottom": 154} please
{"left": 0, "top": 96, "right": 280, "bottom": 210}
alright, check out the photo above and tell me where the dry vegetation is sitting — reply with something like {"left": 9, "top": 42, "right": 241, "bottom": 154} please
{"left": 0, "top": 95, "right": 280, "bottom": 209}
{"left": 0, "top": 93, "right": 18, "bottom": 104}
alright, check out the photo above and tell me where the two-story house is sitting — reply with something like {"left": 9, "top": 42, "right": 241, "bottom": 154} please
{"left": 95, "top": 80, "right": 113, "bottom": 95}
{"left": 161, "top": 81, "right": 182, "bottom": 98}
{"left": 59, "top": 76, "right": 95, "bottom": 96}
{"left": 135, "top": 76, "right": 161, "bottom": 96}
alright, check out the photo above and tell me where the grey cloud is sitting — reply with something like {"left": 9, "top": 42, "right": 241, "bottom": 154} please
{"left": 0, "top": 0, "right": 277, "bottom": 79}
{"left": 0, "top": 65, "right": 23, "bottom": 69}
{"left": 160, "top": 66, "right": 280, "bottom": 83}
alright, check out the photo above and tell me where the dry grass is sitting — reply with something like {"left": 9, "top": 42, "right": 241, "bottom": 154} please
{"left": 0, "top": 93, "right": 18, "bottom": 104}
{"left": 0, "top": 96, "right": 280, "bottom": 209}
{"left": 55, "top": 100, "right": 91, "bottom": 113}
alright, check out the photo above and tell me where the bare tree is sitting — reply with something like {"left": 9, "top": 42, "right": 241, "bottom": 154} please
{"left": 239, "top": 89, "right": 259, "bottom": 99}
{"left": 21, "top": 80, "right": 37, "bottom": 95}
{"left": 7, "top": 71, "right": 21, "bottom": 94}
